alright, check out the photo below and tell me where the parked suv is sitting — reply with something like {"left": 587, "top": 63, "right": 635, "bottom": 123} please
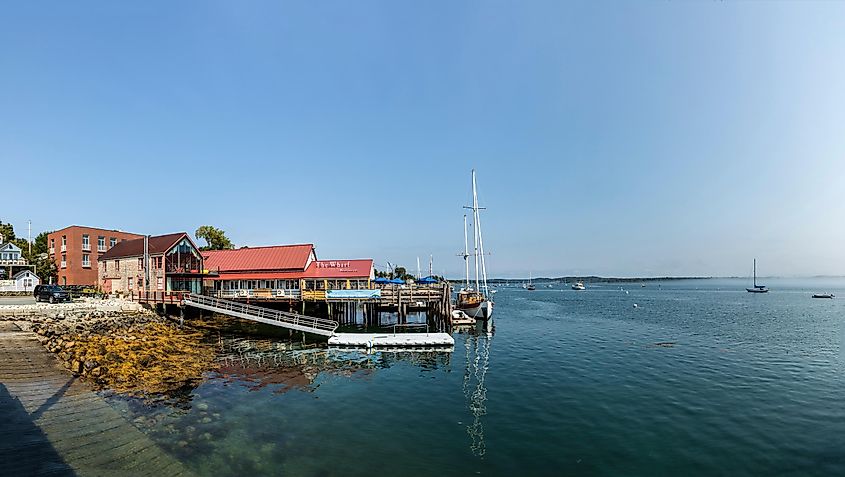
{"left": 36, "top": 285, "right": 70, "bottom": 304}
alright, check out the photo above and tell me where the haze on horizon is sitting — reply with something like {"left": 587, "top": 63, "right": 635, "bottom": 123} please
{"left": 2, "top": 2, "right": 844, "bottom": 279}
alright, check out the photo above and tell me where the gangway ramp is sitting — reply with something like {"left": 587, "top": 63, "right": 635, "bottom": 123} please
{"left": 184, "top": 294, "right": 338, "bottom": 337}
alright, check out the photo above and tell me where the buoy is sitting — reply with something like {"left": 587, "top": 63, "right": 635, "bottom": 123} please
{"left": 633, "top": 303, "right": 638, "bottom": 308}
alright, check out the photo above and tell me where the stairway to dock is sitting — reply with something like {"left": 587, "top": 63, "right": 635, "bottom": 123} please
{"left": 183, "top": 294, "right": 455, "bottom": 349}
{"left": 183, "top": 294, "right": 338, "bottom": 337}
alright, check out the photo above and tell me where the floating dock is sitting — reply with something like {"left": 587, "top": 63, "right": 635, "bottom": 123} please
{"left": 328, "top": 332, "right": 454, "bottom": 348}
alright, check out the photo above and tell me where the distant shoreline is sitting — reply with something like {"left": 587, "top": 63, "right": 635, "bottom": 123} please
{"left": 450, "top": 276, "right": 712, "bottom": 284}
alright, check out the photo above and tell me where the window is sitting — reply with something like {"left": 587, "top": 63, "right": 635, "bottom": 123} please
{"left": 82, "top": 234, "right": 90, "bottom": 251}
{"left": 138, "top": 258, "right": 144, "bottom": 269}
{"left": 61, "top": 254, "right": 67, "bottom": 268}
{"left": 97, "top": 236, "right": 105, "bottom": 252}
{"left": 49, "top": 238, "right": 55, "bottom": 254}
{"left": 110, "top": 237, "right": 117, "bottom": 248}
{"left": 82, "top": 254, "right": 91, "bottom": 268}
{"left": 128, "top": 277, "right": 133, "bottom": 290}
{"left": 157, "top": 277, "right": 164, "bottom": 290}
{"left": 114, "top": 260, "right": 119, "bottom": 272}
{"left": 61, "top": 235, "right": 67, "bottom": 252}
{"left": 103, "top": 261, "right": 108, "bottom": 273}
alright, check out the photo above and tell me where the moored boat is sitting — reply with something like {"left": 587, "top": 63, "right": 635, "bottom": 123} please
{"left": 572, "top": 281, "right": 585, "bottom": 291}
{"left": 746, "top": 259, "right": 768, "bottom": 293}
{"left": 812, "top": 293, "right": 834, "bottom": 299}
{"left": 455, "top": 169, "right": 493, "bottom": 320}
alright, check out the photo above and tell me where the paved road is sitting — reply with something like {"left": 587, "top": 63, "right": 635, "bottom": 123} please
{"left": 0, "top": 296, "right": 36, "bottom": 306}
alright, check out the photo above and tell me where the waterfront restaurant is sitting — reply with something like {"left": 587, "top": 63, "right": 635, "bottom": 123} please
{"left": 202, "top": 244, "right": 374, "bottom": 299}
{"left": 98, "top": 232, "right": 206, "bottom": 295}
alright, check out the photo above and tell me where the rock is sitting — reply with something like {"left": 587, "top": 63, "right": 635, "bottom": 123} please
{"left": 196, "top": 402, "right": 209, "bottom": 411}
{"left": 200, "top": 417, "right": 212, "bottom": 424}
{"left": 71, "top": 360, "right": 83, "bottom": 374}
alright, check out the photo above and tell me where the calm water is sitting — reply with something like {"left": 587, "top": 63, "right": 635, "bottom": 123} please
{"left": 111, "top": 278, "right": 845, "bottom": 476}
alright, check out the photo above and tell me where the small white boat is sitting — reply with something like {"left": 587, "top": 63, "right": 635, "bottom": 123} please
{"left": 572, "top": 281, "right": 586, "bottom": 291}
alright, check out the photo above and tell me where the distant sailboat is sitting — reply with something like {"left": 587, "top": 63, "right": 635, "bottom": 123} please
{"left": 456, "top": 170, "right": 494, "bottom": 319}
{"left": 746, "top": 259, "right": 768, "bottom": 293}
{"left": 527, "top": 273, "right": 536, "bottom": 291}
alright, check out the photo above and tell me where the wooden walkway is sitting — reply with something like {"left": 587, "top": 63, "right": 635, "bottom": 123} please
{"left": 184, "top": 294, "right": 339, "bottom": 337}
{"left": 0, "top": 322, "right": 195, "bottom": 477}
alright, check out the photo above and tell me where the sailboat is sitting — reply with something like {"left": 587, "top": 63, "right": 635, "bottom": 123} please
{"left": 527, "top": 273, "right": 536, "bottom": 291}
{"left": 746, "top": 259, "right": 768, "bottom": 293}
{"left": 456, "top": 170, "right": 494, "bottom": 320}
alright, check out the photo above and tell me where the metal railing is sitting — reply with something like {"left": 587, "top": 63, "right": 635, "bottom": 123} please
{"left": 184, "top": 293, "right": 338, "bottom": 336}
{"left": 212, "top": 288, "right": 302, "bottom": 300}
{"left": 131, "top": 290, "right": 190, "bottom": 304}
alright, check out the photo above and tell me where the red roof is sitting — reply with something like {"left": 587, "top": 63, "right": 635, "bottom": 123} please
{"left": 98, "top": 233, "right": 191, "bottom": 260}
{"left": 203, "top": 244, "right": 314, "bottom": 273}
{"left": 205, "top": 259, "right": 374, "bottom": 281}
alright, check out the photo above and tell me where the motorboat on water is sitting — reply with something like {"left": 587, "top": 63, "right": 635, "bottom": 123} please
{"left": 572, "top": 281, "right": 586, "bottom": 291}
{"left": 812, "top": 293, "right": 835, "bottom": 299}
{"left": 455, "top": 170, "right": 494, "bottom": 320}
{"left": 746, "top": 259, "right": 768, "bottom": 293}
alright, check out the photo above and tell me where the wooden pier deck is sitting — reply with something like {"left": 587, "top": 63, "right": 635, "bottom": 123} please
{"left": 0, "top": 322, "right": 195, "bottom": 477}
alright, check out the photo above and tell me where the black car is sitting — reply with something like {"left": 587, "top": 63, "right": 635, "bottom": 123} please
{"left": 36, "top": 285, "right": 70, "bottom": 303}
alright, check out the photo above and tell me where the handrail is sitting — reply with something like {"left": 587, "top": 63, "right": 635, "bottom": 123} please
{"left": 184, "top": 293, "right": 338, "bottom": 335}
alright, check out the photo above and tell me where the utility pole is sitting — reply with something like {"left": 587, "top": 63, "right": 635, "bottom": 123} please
{"left": 28, "top": 220, "right": 31, "bottom": 257}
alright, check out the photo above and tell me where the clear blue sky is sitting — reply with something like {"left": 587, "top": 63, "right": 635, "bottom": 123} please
{"left": 3, "top": 1, "right": 844, "bottom": 278}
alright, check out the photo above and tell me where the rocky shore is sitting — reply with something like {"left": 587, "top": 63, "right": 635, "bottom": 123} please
{"left": 2, "top": 299, "right": 215, "bottom": 398}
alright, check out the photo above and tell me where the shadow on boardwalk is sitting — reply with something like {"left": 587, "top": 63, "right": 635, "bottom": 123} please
{"left": 0, "top": 382, "right": 76, "bottom": 476}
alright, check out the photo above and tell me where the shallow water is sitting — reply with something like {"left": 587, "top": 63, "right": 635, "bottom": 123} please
{"left": 110, "top": 278, "right": 845, "bottom": 476}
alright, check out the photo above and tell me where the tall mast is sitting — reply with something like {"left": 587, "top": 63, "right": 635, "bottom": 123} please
{"left": 417, "top": 257, "right": 421, "bottom": 280}
{"left": 463, "top": 214, "right": 470, "bottom": 288}
{"left": 472, "top": 170, "right": 480, "bottom": 292}
{"left": 753, "top": 259, "right": 757, "bottom": 287}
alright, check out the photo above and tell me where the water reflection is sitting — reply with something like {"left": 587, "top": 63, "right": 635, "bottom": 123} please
{"left": 463, "top": 319, "right": 494, "bottom": 457}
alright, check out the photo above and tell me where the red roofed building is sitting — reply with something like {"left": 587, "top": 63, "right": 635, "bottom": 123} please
{"left": 202, "top": 244, "right": 374, "bottom": 299}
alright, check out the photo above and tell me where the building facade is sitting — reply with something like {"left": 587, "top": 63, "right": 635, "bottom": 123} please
{"left": 202, "top": 244, "right": 374, "bottom": 299}
{"left": 48, "top": 226, "right": 143, "bottom": 286}
{"left": 0, "top": 270, "right": 41, "bottom": 292}
{"left": 98, "top": 232, "right": 206, "bottom": 295}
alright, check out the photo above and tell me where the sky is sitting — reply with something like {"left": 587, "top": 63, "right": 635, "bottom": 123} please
{"left": 2, "top": 1, "right": 845, "bottom": 278}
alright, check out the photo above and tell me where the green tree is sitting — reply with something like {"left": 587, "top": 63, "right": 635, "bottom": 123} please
{"left": 195, "top": 225, "right": 235, "bottom": 251}
{"left": 0, "top": 221, "right": 15, "bottom": 243}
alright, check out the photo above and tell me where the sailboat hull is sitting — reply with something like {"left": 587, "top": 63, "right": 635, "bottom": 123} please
{"left": 746, "top": 287, "right": 769, "bottom": 293}
{"left": 458, "top": 300, "right": 493, "bottom": 320}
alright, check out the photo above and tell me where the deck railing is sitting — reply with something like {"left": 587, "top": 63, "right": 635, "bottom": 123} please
{"left": 131, "top": 290, "right": 190, "bottom": 304}
{"left": 212, "top": 288, "right": 301, "bottom": 300}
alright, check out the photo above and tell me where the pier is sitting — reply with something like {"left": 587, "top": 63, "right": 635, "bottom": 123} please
{"left": 134, "top": 293, "right": 457, "bottom": 349}
{"left": 0, "top": 321, "right": 194, "bottom": 476}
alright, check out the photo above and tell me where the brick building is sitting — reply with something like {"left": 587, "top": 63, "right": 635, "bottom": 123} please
{"left": 48, "top": 226, "right": 143, "bottom": 286}
{"left": 98, "top": 232, "right": 205, "bottom": 295}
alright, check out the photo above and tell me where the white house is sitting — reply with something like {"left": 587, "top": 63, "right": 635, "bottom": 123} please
{"left": 0, "top": 270, "right": 40, "bottom": 292}
{"left": 0, "top": 243, "right": 27, "bottom": 266}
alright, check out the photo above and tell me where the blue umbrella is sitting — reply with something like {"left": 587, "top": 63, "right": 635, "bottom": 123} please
{"left": 389, "top": 278, "right": 405, "bottom": 284}
{"left": 374, "top": 277, "right": 390, "bottom": 284}
{"left": 418, "top": 276, "right": 438, "bottom": 284}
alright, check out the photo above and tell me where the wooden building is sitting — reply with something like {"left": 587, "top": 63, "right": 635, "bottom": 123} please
{"left": 98, "top": 232, "right": 206, "bottom": 295}
{"left": 202, "top": 244, "right": 374, "bottom": 300}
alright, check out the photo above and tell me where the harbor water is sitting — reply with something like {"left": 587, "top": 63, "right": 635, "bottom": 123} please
{"left": 111, "top": 278, "right": 845, "bottom": 476}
